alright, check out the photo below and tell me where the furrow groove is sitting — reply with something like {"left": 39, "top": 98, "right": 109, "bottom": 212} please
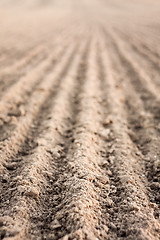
{"left": 0, "top": 42, "right": 77, "bottom": 170}
{"left": 97, "top": 33, "right": 160, "bottom": 240}
{"left": 0, "top": 37, "right": 88, "bottom": 240}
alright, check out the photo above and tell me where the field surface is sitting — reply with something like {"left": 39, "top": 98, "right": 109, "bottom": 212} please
{"left": 0, "top": 0, "right": 160, "bottom": 239}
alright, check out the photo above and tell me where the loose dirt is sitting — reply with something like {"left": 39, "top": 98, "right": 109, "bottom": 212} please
{"left": 0, "top": 0, "right": 160, "bottom": 239}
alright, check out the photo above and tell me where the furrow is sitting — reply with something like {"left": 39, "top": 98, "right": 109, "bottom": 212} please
{"left": 103, "top": 24, "right": 160, "bottom": 223}
{"left": 0, "top": 45, "right": 46, "bottom": 77}
{"left": 1, "top": 1, "right": 160, "bottom": 239}
{"left": 98, "top": 34, "right": 160, "bottom": 240}
{"left": 0, "top": 42, "right": 76, "bottom": 170}
{"left": 110, "top": 27, "right": 160, "bottom": 234}
{"left": 104, "top": 28, "right": 160, "bottom": 129}
{"left": 46, "top": 35, "right": 111, "bottom": 240}
{"left": 0, "top": 40, "right": 67, "bottom": 118}
{"left": 111, "top": 33, "right": 160, "bottom": 225}
{"left": 0, "top": 39, "right": 47, "bottom": 71}
{"left": 117, "top": 29, "right": 160, "bottom": 67}
{"left": 0, "top": 27, "right": 62, "bottom": 71}
{"left": 0, "top": 38, "right": 88, "bottom": 240}
{"left": 103, "top": 28, "right": 160, "bottom": 101}
{"left": 0, "top": 27, "right": 75, "bottom": 93}
{"left": 30, "top": 37, "right": 91, "bottom": 240}
{"left": 114, "top": 30, "right": 160, "bottom": 87}
{"left": 128, "top": 30, "right": 160, "bottom": 60}
{"left": 0, "top": 32, "right": 69, "bottom": 101}
{"left": 0, "top": 43, "right": 68, "bottom": 144}
{"left": 0, "top": 48, "right": 28, "bottom": 71}
{"left": 0, "top": 45, "right": 47, "bottom": 94}
{"left": 123, "top": 78, "right": 160, "bottom": 226}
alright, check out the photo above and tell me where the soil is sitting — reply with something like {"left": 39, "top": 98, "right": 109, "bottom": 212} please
{"left": 0, "top": 0, "right": 160, "bottom": 239}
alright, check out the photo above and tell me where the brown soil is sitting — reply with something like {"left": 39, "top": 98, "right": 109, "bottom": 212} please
{"left": 0, "top": 0, "right": 160, "bottom": 239}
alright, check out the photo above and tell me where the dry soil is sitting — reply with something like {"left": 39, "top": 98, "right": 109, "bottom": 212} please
{"left": 0, "top": 0, "right": 160, "bottom": 239}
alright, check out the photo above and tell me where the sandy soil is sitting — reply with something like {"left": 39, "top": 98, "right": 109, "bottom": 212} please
{"left": 0, "top": 0, "right": 160, "bottom": 239}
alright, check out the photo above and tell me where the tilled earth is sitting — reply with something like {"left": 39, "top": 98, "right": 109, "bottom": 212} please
{"left": 0, "top": 0, "right": 160, "bottom": 239}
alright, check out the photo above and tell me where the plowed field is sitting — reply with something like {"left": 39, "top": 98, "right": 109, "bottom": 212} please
{"left": 0, "top": 0, "right": 160, "bottom": 239}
